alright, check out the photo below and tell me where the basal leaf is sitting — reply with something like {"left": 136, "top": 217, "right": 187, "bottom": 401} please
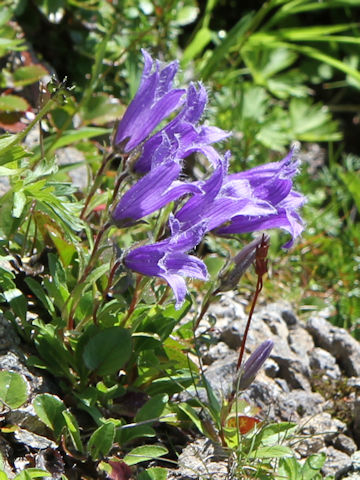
{"left": 0, "top": 371, "right": 28, "bottom": 408}
{"left": 138, "top": 467, "right": 168, "bottom": 480}
{"left": 247, "top": 445, "right": 293, "bottom": 458}
{"left": 33, "top": 394, "right": 66, "bottom": 439}
{"left": 135, "top": 394, "right": 168, "bottom": 422}
{"left": 123, "top": 445, "right": 168, "bottom": 466}
{"left": 87, "top": 422, "right": 115, "bottom": 460}
{"left": 82, "top": 327, "right": 132, "bottom": 375}
{"left": 63, "top": 409, "right": 84, "bottom": 453}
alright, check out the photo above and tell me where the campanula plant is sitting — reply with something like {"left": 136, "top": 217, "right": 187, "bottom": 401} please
{"left": 0, "top": 46, "right": 306, "bottom": 479}
{"left": 108, "top": 51, "right": 305, "bottom": 310}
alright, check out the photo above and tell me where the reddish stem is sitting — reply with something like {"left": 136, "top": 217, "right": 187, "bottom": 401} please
{"left": 236, "top": 234, "right": 269, "bottom": 371}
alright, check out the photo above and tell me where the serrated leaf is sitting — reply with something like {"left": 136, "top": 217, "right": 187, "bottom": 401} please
{"left": 87, "top": 422, "right": 115, "bottom": 460}
{"left": 0, "top": 371, "right": 28, "bottom": 408}
{"left": 0, "top": 165, "right": 23, "bottom": 176}
{"left": 82, "top": 327, "right": 132, "bottom": 375}
{"left": 123, "top": 445, "right": 168, "bottom": 466}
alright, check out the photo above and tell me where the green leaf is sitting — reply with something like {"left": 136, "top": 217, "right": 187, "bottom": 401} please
{"left": 14, "top": 469, "right": 50, "bottom": 480}
{"left": 32, "top": 394, "right": 66, "bottom": 439}
{"left": 123, "top": 445, "right": 168, "bottom": 466}
{"left": 34, "top": 322, "right": 74, "bottom": 380}
{"left": 87, "top": 421, "right": 115, "bottom": 460}
{"left": 339, "top": 170, "right": 360, "bottom": 213}
{"left": 201, "top": 12, "right": 254, "bottom": 80}
{"left": 3, "top": 287, "right": 27, "bottom": 322}
{"left": 0, "top": 165, "right": 23, "bottom": 176}
{"left": 81, "top": 94, "right": 124, "bottom": 126}
{"left": 177, "top": 403, "right": 205, "bottom": 434}
{"left": 0, "top": 95, "right": 29, "bottom": 112}
{"left": 0, "top": 38, "right": 24, "bottom": 56}
{"left": 289, "top": 98, "right": 342, "bottom": 142}
{"left": 116, "top": 424, "right": 155, "bottom": 445}
{"left": 173, "top": 5, "right": 198, "bottom": 26}
{"left": 302, "top": 453, "right": 327, "bottom": 480}
{"left": 12, "top": 65, "right": 48, "bottom": 87}
{"left": 182, "top": 28, "right": 213, "bottom": 64}
{"left": 247, "top": 445, "right": 293, "bottom": 458}
{"left": 278, "top": 456, "right": 301, "bottom": 479}
{"left": 62, "top": 410, "right": 84, "bottom": 453}
{"left": 0, "top": 371, "right": 28, "bottom": 408}
{"left": 24, "top": 278, "right": 55, "bottom": 316}
{"left": 12, "top": 191, "right": 27, "bottom": 218}
{"left": 138, "top": 467, "right": 168, "bottom": 480}
{"left": 135, "top": 394, "right": 168, "bottom": 422}
{"left": 82, "top": 327, "right": 132, "bottom": 375}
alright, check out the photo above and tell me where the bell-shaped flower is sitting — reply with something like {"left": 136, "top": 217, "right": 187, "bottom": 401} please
{"left": 134, "top": 83, "right": 230, "bottom": 173}
{"left": 215, "top": 150, "right": 306, "bottom": 247}
{"left": 238, "top": 339, "right": 274, "bottom": 390}
{"left": 174, "top": 152, "right": 277, "bottom": 233}
{"left": 111, "top": 135, "right": 201, "bottom": 227}
{"left": 123, "top": 223, "right": 208, "bottom": 308}
{"left": 114, "top": 49, "right": 185, "bottom": 153}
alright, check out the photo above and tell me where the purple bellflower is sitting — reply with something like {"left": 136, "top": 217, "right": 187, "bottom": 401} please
{"left": 111, "top": 135, "right": 201, "bottom": 227}
{"left": 216, "top": 150, "right": 306, "bottom": 247}
{"left": 124, "top": 223, "right": 208, "bottom": 308}
{"left": 114, "top": 50, "right": 185, "bottom": 153}
{"left": 112, "top": 49, "right": 306, "bottom": 309}
{"left": 134, "top": 83, "right": 230, "bottom": 173}
{"left": 238, "top": 339, "right": 274, "bottom": 390}
{"left": 174, "top": 152, "right": 280, "bottom": 234}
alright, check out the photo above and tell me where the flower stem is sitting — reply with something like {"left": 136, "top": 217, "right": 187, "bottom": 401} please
{"left": 80, "top": 151, "right": 116, "bottom": 220}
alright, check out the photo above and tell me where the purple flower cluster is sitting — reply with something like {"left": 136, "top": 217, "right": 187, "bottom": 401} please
{"left": 112, "top": 50, "right": 305, "bottom": 308}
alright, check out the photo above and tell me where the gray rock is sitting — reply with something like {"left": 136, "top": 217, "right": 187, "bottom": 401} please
{"left": 0, "top": 314, "right": 21, "bottom": 351}
{"left": 204, "top": 353, "right": 237, "bottom": 400}
{"left": 310, "top": 347, "right": 342, "bottom": 380}
{"left": 281, "top": 309, "right": 298, "bottom": 327}
{"left": 14, "top": 428, "right": 56, "bottom": 449}
{"left": 307, "top": 316, "right": 360, "bottom": 377}
{"left": 276, "top": 389, "right": 325, "bottom": 421}
{"left": 299, "top": 412, "right": 345, "bottom": 444}
{"left": 203, "top": 341, "right": 232, "bottom": 365}
{"left": 167, "top": 438, "right": 229, "bottom": 480}
{"left": 288, "top": 326, "right": 315, "bottom": 357}
{"left": 0, "top": 436, "right": 13, "bottom": 477}
{"left": 320, "top": 446, "right": 351, "bottom": 477}
{"left": 353, "top": 399, "right": 360, "bottom": 444}
{"left": 0, "top": 351, "right": 48, "bottom": 399}
{"left": 334, "top": 434, "right": 358, "bottom": 456}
